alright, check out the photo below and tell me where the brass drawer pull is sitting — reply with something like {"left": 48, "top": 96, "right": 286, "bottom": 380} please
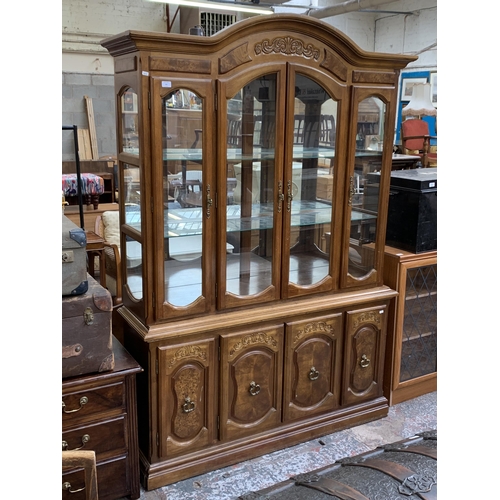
{"left": 62, "top": 481, "right": 85, "bottom": 494}
{"left": 62, "top": 434, "right": 90, "bottom": 451}
{"left": 249, "top": 381, "right": 261, "bottom": 396}
{"left": 360, "top": 354, "right": 370, "bottom": 368}
{"left": 308, "top": 367, "right": 320, "bottom": 381}
{"left": 62, "top": 396, "right": 88, "bottom": 414}
{"left": 182, "top": 397, "right": 195, "bottom": 413}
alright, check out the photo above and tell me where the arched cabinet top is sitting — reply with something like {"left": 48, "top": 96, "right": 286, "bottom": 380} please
{"left": 101, "top": 14, "right": 417, "bottom": 73}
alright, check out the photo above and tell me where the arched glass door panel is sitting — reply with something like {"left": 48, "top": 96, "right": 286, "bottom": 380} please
{"left": 348, "top": 96, "right": 386, "bottom": 279}
{"left": 287, "top": 74, "right": 337, "bottom": 288}
{"left": 162, "top": 88, "right": 204, "bottom": 307}
{"left": 225, "top": 75, "right": 277, "bottom": 298}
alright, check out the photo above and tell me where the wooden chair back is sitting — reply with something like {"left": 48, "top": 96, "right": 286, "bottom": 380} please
{"left": 62, "top": 450, "right": 99, "bottom": 500}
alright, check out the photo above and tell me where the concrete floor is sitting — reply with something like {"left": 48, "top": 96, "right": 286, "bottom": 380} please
{"left": 123, "top": 391, "right": 437, "bottom": 500}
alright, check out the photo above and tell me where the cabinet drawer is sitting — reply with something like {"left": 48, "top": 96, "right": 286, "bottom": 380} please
{"left": 63, "top": 454, "right": 129, "bottom": 500}
{"left": 62, "top": 415, "right": 127, "bottom": 461}
{"left": 62, "top": 381, "right": 125, "bottom": 428}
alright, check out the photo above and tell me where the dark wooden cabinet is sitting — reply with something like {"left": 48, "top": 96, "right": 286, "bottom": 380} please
{"left": 101, "top": 13, "right": 415, "bottom": 490}
{"left": 62, "top": 338, "right": 142, "bottom": 500}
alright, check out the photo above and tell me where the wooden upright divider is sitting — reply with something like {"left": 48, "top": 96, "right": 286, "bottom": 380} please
{"left": 84, "top": 95, "right": 99, "bottom": 160}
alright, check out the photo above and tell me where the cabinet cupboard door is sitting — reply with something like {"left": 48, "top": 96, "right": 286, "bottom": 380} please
{"left": 151, "top": 77, "right": 217, "bottom": 320}
{"left": 342, "top": 305, "right": 387, "bottom": 405}
{"left": 342, "top": 87, "right": 397, "bottom": 289}
{"left": 157, "top": 338, "right": 217, "bottom": 457}
{"left": 220, "top": 325, "right": 283, "bottom": 441}
{"left": 283, "top": 313, "right": 343, "bottom": 422}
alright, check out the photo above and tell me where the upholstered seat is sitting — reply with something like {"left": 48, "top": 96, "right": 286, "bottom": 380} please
{"left": 62, "top": 173, "right": 104, "bottom": 209}
{"left": 401, "top": 119, "right": 437, "bottom": 168}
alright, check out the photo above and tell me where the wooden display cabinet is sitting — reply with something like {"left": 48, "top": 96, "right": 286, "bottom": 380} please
{"left": 102, "top": 14, "right": 415, "bottom": 490}
{"left": 383, "top": 246, "right": 437, "bottom": 405}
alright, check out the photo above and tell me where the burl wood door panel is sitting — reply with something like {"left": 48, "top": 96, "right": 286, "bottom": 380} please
{"left": 220, "top": 325, "right": 284, "bottom": 441}
{"left": 283, "top": 313, "right": 343, "bottom": 422}
{"left": 157, "top": 337, "right": 217, "bottom": 457}
{"left": 342, "top": 305, "right": 387, "bottom": 406}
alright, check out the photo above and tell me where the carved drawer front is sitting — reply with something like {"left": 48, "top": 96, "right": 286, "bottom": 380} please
{"left": 157, "top": 337, "right": 217, "bottom": 458}
{"left": 62, "top": 415, "right": 127, "bottom": 461}
{"left": 62, "top": 381, "right": 125, "bottom": 428}
{"left": 63, "top": 455, "right": 129, "bottom": 500}
{"left": 220, "top": 325, "right": 284, "bottom": 441}
{"left": 283, "top": 313, "right": 343, "bottom": 422}
{"left": 342, "top": 305, "right": 387, "bottom": 406}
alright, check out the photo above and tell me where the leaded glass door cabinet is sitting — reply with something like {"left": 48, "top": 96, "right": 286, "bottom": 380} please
{"left": 102, "top": 14, "right": 415, "bottom": 490}
{"left": 383, "top": 246, "right": 437, "bottom": 406}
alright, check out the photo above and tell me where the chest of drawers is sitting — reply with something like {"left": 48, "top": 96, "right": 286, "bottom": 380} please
{"left": 62, "top": 337, "right": 142, "bottom": 500}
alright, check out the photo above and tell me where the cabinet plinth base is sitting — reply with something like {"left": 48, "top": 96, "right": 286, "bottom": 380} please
{"left": 140, "top": 397, "right": 389, "bottom": 490}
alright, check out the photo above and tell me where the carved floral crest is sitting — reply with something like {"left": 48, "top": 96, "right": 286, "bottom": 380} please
{"left": 255, "top": 36, "right": 320, "bottom": 60}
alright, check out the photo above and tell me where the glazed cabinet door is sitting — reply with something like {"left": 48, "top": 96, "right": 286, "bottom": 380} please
{"left": 342, "top": 305, "right": 387, "bottom": 406}
{"left": 151, "top": 77, "right": 217, "bottom": 320}
{"left": 220, "top": 324, "right": 284, "bottom": 441}
{"left": 217, "top": 66, "right": 287, "bottom": 310}
{"left": 342, "top": 87, "right": 397, "bottom": 289}
{"left": 283, "top": 313, "right": 343, "bottom": 422}
{"left": 281, "top": 65, "right": 349, "bottom": 299}
{"left": 156, "top": 337, "right": 217, "bottom": 457}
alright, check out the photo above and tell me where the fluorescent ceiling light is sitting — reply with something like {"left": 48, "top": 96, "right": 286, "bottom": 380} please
{"left": 147, "top": 0, "right": 274, "bottom": 15}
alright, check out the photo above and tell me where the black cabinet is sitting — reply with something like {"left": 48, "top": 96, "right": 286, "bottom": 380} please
{"left": 368, "top": 168, "right": 437, "bottom": 253}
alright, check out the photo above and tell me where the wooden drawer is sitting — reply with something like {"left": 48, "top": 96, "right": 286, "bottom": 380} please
{"left": 63, "top": 454, "right": 129, "bottom": 500}
{"left": 62, "top": 415, "right": 127, "bottom": 461}
{"left": 62, "top": 381, "right": 125, "bottom": 428}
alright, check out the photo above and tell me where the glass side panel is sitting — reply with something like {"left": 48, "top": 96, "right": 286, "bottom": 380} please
{"left": 225, "top": 75, "right": 276, "bottom": 296}
{"left": 122, "top": 163, "right": 143, "bottom": 300}
{"left": 348, "top": 96, "right": 386, "bottom": 278}
{"left": 162, "top": 89, "right": 203, "bottom": 307}
{"left": 123, "top": 164, "right": 141, "bottom": 232}
{"left": 289, "top": 74, "right": 336, "bottom": 287}
{"left": 125, "top": 239, "right": 143, "bottom": 300}
{"left": 400, "top": 264, "right": 437, "bottom": 381}
{"left": 121, "top": 89, "right": 139, "bottom": 154}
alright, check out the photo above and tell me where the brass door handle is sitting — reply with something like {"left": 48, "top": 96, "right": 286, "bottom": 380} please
{"left": 62, "top": 396, "right": 88, "bottom": 414}
{"left": 182, "top": 397, "right": 195, "bottom": 413}
{"left": 62, "top": 434, "right": 90, "bottom": 451}
{"left": 206, "top": 184, "right": 212, "bottom": 218}
{"left": 360, "top": 354, "right": 370, "bottom": 368}
{"left": 348, "top": 175, "right": 355, "bottom": 206}
{"left": 308, "top": 367, "right": 320, "bottom": 381}
{"left": 287, "top": 180, "right": 293, "bottom": 212}
{"left": 62, "top": 481, "right": 85, "bottom": 494}
{"left": 278, "top": 181, "right": 284, "bottom": 212}
{"left": 249, "top": 381, "right": 261, "bottom": 396}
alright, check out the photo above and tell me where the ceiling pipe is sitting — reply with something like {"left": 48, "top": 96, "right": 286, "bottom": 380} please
{"left": 307, "top": 0, "right": 394, "bottom": 18}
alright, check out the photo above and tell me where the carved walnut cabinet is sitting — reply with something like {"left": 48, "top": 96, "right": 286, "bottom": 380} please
{"left": 102, "top": 14, "right": 415, "bottom": 489}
